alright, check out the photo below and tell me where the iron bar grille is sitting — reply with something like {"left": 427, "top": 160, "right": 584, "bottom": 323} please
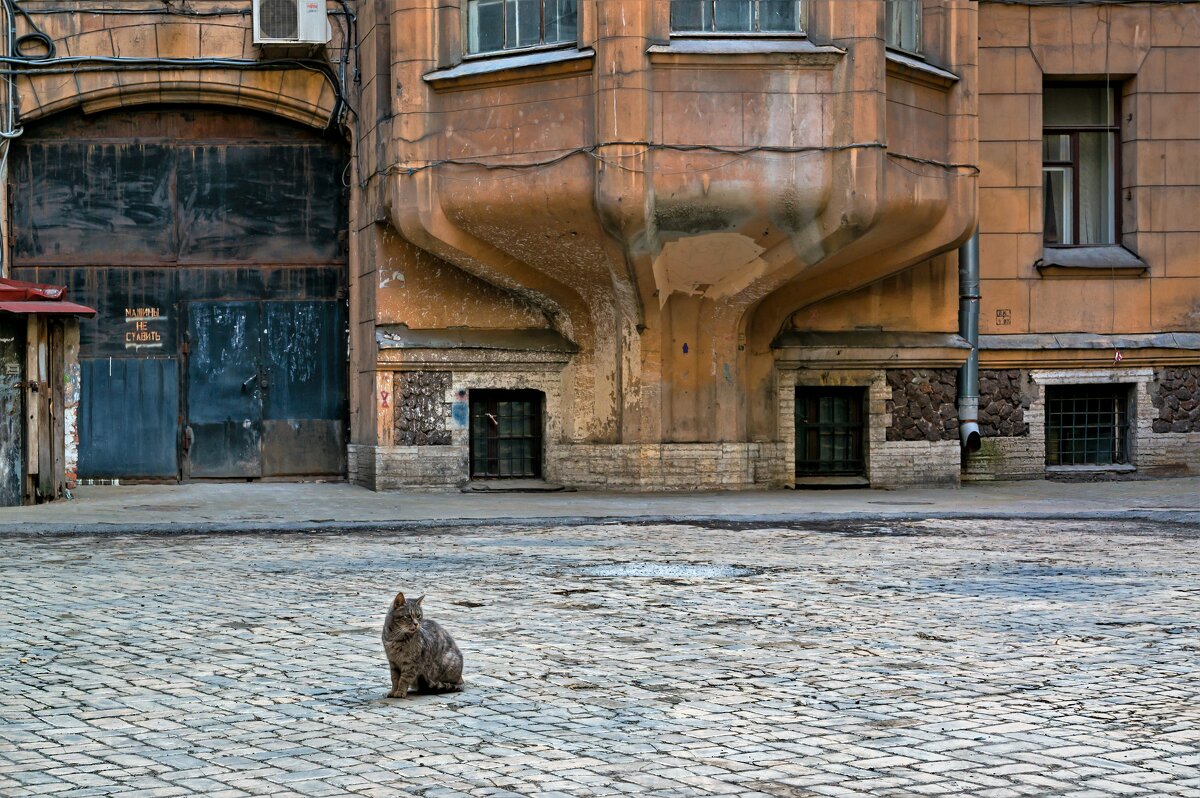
{"left": 470, "top": 390, "right": 543, "bottom": 478}
{"left": 795, "top": 387, "right": 866, "bottom": 476}
{"left": 1045, "top": 384, "right": 1130, "bottom": 466}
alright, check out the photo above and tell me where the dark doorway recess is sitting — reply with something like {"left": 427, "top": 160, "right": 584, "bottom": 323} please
{"left": 795, "top": 387, "right": 866, "bottom": 477}
{"left": 470, "top": 390, "right": 544, "bottom": 478}
{"left": 9, "top": 107, "right": 350, "bottom": 480}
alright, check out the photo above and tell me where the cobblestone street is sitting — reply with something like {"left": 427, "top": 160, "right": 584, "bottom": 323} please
{"left": 2, "top": 519, "right": 1199, "bottom": 797}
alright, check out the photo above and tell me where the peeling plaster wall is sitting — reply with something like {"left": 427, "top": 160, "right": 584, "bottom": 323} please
{"left": 375, "top": 228, "right": 548, "bottom": 330}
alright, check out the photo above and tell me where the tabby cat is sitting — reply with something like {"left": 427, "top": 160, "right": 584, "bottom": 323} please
{"left": 381, "top": 592, "right": 464, "bottom": 699}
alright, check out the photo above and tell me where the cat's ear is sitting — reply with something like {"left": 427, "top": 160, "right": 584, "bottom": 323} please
{"left": 414, "top": 595, "right": 425, "bottom": 606}
{"left": 393, "top": 591, "right": 406, "bottom": 606}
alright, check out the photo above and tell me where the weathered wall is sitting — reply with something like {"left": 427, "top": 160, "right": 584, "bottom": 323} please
{"left": 978, "top": 3, "right": 1200, "bottom": 338}
{"left": 362, "top": 0, "right": 979, "bottom": 468}
{"left": 963, "top": 1, "right": 1200, "bottom": 484}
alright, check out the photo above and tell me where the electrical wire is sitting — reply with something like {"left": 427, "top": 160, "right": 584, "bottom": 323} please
{"left": 0, "top": 1, "right": 359, "bottom": 131}
{"left": 367, "top": 141, "right": 978, "bottom": 187}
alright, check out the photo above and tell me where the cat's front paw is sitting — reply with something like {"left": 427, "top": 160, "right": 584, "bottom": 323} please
{"left": 386, "top": 689, "right": 407, "bottom": 699}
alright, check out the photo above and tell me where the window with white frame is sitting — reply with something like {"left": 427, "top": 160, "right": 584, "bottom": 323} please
{"left": 1042, "top": 84, "right": 1119, "bottom": 246}
{"left": 670, "top": 0, "right": 806, "bottom": 34}
{"left": 466, "top": 0, "right": 577, "bottom": 55}
{"left": 885, "top": 0, "right": 921, "bottom": 53}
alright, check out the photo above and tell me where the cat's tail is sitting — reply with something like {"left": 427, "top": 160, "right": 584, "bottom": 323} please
{"left": 427, "top": 680, "right": 464, "bottom": 693}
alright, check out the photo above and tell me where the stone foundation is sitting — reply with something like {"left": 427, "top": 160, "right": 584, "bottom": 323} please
{"left": 885, "top": 369, "right": 958, "bottom": 442}
{"left": 978, "top": 369, "right": 1032, "bottom": 437}
{"left": 348, "top": 443, "right": 466, "bottom": 491}
{"left": 869, "top": 440, "right": 962, "bottom": 487}
{"left": 1150, "top": 367, "right": 1200, "bottom": 433}
{"left": 548, "top": 443, "right": 784, "bottom": 491}
{"left": 394, "top": 371, "right": 452, "bottom": 445}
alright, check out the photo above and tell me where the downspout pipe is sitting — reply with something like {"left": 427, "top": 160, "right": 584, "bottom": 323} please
{"left": 958, "top": 230, "right": 982, "bottom": 452}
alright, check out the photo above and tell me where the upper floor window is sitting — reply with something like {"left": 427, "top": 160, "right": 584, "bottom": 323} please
{"left": 1043, "top": 85, "right": 1118, "bottom": 246}
{"left": 467, "top": 0, "right": 577, "bottom": 55}
{"left": 886, "top": 0, "right": 921, "bottom": 54}
{"left": 670, "top": 0, "right": 806, "bottom": 34}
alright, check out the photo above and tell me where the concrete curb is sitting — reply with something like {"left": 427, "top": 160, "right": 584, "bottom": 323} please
{"left": 4, "top": 508, "right": 1200, "bottom": 536}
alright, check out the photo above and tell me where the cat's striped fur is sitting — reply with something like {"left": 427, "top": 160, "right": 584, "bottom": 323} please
{"left": 382, "top": 592, "right": 464, "bottom": 699}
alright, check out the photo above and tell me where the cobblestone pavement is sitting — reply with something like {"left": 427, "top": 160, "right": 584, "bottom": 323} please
{"left": 1, "top": 520, "right": 1199, "bottom": 797}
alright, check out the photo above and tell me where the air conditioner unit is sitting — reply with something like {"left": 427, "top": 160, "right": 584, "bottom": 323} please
{"left": 253, "top": 0, "right": 330, "bottom": 45}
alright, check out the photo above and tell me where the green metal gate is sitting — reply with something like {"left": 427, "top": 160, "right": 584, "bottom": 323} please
{"left": 794, "top": 387, "right": 866, "bottom": 476}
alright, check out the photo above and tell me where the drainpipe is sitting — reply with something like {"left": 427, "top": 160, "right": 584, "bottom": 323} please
{"left": 958, "top": 230, "right": 982, "bottom": 452}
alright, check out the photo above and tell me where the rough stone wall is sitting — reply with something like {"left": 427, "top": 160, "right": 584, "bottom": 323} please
{"left": 885, "top": 369, "right": 958, "bottom": 442}
{"left": 394, "top": 372, "right": 452, "bottom": 445}
{"left": 1151, "top": 367, "right": 1200, "bottom": 433}
{"left": 978, "top": 369, "right": 1031, "bottom": 437}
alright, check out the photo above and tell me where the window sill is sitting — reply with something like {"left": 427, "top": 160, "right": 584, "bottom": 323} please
{"left": 1046, "top": 464, "right": 1136, "bottom": 474}
{"left": 1035, "top": 246, "right": 1148, "bottom": 278}
{"left": 647, "top": 38, "right": 843, "bottom": 67}
{"left": 424, "top": 46, "right": 594, "bottom": 91}
{"left": 885, "top": 50, "right": 958, "bottom": 88}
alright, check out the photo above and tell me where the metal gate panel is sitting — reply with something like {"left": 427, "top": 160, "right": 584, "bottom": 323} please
{"left": 11, "top": 142, "right": 175, "bottom": 265}
{"left": 260, "top": 301, "right": 346, "bottom": 476}
{"left": 78, "top": 358, "right": 179, "bottom": 478}
{"left": 176, "top": 144, "right": 348, "bottom": 264}
{"left": 186, "top": 302, "right": 263, "bottom": 478}
{"left": 0, "top": 318, "right": 24, "bottom": 504}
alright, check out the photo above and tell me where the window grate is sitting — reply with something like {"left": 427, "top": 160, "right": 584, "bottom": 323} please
{"left": 795, "top": 387, "right": 866, "bottom": 476}
{"left": 470, "top": 390, "right": 543, "bottom": 478}
{"left": 1045, "top": 385, "right": 1130, "bottom": 466}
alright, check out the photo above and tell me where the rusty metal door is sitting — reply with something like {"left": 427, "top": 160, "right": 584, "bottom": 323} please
{"left": 0, "top": 318, "right": 23, "bottom": 505}
{"left": 186, "top": 300, "right": 346, "bottom": 478}
{"left": 186, "top": 302, "right": 264, "bottom": 478}
{"left": 260, "top": 300, "right": 346, "bottom": 476}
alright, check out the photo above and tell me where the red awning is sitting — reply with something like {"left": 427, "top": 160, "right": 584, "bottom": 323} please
{"left": 0, "top": 277, "right": 67, "bottom": 301}
{"left": 0, "top": 301, "right": 96, "bottom": 317}
{"left": 0, "top": 278, "right": 95, "bottom": 316}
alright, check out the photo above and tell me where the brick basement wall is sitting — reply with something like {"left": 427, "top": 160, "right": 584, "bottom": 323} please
{"left": 885, "top": 369, "right": 958, "bottom": 442}
{"left": 1150, "top": 367, "right": 1200, "bottom": 433}
{"left": 548, "top": 443, "right": 783, "bottom": 490}
{"left": 394, "top": 371, "right": 452, "bottom": 445}
{"left": 349, "top": 444, "right": 466, "bottom": 491}
{"left": 869, "top": 440, "right": 961, "bottom": 487}
{"left": 979, "top": 369, "right": 1031, "bottom": 437}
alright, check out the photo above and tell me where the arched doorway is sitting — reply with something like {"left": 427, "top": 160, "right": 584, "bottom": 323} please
{"left": 9, "top": 107, "right": 350, "bottom": 480}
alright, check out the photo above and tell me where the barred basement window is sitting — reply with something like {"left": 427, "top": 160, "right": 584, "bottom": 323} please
{"left": 886, "top": 0, "right": 921, "bottom": 54}
{"left": 1045, "top": 384, "right": 1131, "bottom": 466}
{"left": 794, "top": 387, "right": 866, "bottom": 477}
{"left": 469, "top": 390, "right": 544, "bottom": 478}
{"left": 670, "top": 0, "right": 807, "bottom": 34}
{"left": 467, "top": 0, "right": 577, "bottom": 55}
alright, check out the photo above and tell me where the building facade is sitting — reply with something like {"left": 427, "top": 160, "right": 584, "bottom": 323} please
{"left": 0, "top": 0, "right": 1195, "bottom": 492}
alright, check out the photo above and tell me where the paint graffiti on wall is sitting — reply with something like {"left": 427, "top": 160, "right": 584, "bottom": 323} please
{"left": 124, "top": 307, "right": 165, "bottom": 349}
